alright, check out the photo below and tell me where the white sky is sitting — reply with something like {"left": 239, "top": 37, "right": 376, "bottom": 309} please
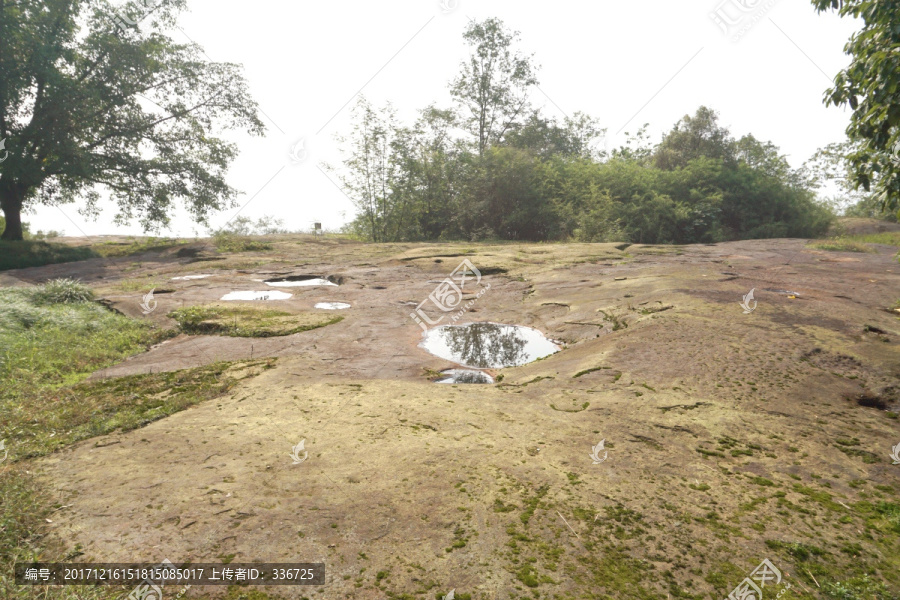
{"left": 33, "top": 0, "right": 860, "bottom": 237}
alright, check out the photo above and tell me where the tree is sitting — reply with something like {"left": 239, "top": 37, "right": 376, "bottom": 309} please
{"left": 0, "top": 0, "right": 264, "bottom": 240}
{"left": 812, "top": 0, "right": 900, "bottom": 216}
{"left": 505, "top": 111, "right": 605, "bottom": 160}
{"left": 332, "top": 97, "right": 409, "bottom": 242}
{"left": 450, "top": 18, "right": 539, "bottom": 157}
{"left": 654, "top": 106, "right": 735, "bottom": 171}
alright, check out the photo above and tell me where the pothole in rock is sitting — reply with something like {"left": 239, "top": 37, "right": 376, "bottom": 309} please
{"left": 315, "top": 302, "right": 351, "bottom": 310}
{"left": 220, "top": 290, "right": 293, "bottom": 301}
{"left": 265, "top": 275, "right": 339, "bottom": 287}
{"left": 436, "top": 369, "right": 494, "bottom": 384}
{"left": 419, "top": 322, "right": 560, "bottom": 368}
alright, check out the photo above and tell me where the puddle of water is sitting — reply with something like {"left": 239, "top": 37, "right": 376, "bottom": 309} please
{"left": 220, "top": 291, "right": 293, "bottom": 301}
{"left": 265, "top": 275, "right": 338, "bottom": 288}
{"left": 171, "top": 274, "right": 212, "bottom": 280}
{"left": 420, "top": 322, "right": 560, "bottom": 368}
{"left": 315, "top": 302, "right": 351, "bottom": 310}
{"left": 436, "top": 369, "right": 494, "bottom": 384}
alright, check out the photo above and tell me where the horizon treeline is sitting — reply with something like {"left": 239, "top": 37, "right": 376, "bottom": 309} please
{"left": 330, "top": 18, "right": 843, "bottom": 245}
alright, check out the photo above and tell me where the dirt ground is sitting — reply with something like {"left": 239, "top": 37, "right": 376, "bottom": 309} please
{"left": 3, "top": 223, "right": 900, "bottom": 599}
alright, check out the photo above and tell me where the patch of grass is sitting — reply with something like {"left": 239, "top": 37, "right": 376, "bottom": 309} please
{"left": 30, "top": 278, "right": 95, "bottom": 304}
{"left": 844, "top": 231, "right": 900, "bottom": 246}
{"left": 0, "top": 281, "right": 277, "bottom": 600}
{"left": 823, "top": 574, "right": 893, "bottom": 599}
{"left": 0, "top": 285, "right": 170, "bottom": 397}
{"left": 573, "top": 365, "right": 608, "bottom": 378}
{"left": 93, "top": 237, "right": 189, "bottom": 258}
{"left": 169, "top": 304, "right": 343, "bottom": 337}
{"left": 806, "top": 238, "right": 875, "bottom": 253}
{"left": 213, "top": 233, "right": 273, "bottom": 253}
{"left": 765, "top": 539, "right": 826, "bottom": 562}
{"left": 0, "top": 240, "right": 99, "bottom": 271}
{"left": 4, "top": 359, "right": 273, "bottom": 460}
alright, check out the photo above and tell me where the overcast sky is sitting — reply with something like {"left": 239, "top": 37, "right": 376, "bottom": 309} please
{"left": 35, "top": 0, "right": 860, "bottom": 238}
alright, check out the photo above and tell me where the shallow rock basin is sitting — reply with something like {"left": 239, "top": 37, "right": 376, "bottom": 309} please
{"left": 420, "top": 322, "right": 560, "bottom": 368}
{"left": 171, "top": 274, "right": 213, "bottom": 280}
{"left": 315, "top": 302, "right": 351, "bottom": 310}
{"left": 265, "top": 276, "right": 338, "bottom": 288}
{"left": 436, "top": 369, "right": 494, "bottom": 384}
{"left": 220, "top": 290, "right": 293, "bottom": 301}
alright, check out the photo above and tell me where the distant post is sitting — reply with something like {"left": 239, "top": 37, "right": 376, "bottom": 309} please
{"left": 314, "top": 222, "right": 322, "bottom": 236}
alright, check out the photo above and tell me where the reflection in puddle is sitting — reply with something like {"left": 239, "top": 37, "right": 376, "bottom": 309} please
{"left": 265, "top": 275, "right": 338, "bottom": 287}
{"left": 315, "top": 302, "right": 351, "bottom": 310}
{"left": 171, "top": 274, "right": 212, "bottom": 280}
{"left": 220, "top": 290, "right": 293, "bottom": 301}
{"left": 420, "top": 322, "right": 560, "bottom": 368}
{"left": 436, "top": 369, "right": 494, "bottom": 384}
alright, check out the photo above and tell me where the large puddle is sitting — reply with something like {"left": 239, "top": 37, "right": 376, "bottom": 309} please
{"left": 220, "top": 290, "right": 292, "bottom": 301}
{"left": 420, "top": 322, "right": 560, "bottom": 369}
{"left": 265, "top": 275, "right": 338, "bottom": 288}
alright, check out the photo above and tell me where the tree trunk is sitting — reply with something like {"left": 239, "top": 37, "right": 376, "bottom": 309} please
{"left": 0, "top": 184, "right": 26, "bottom": 241}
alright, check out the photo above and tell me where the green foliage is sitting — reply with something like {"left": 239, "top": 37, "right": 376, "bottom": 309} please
{"left": 823, "top": 574, "right": 894, "bottom": 600}
{"left": 336, "top": 90, "right": 833, "bottom": 243}
{"left": 29, "top": 278, "right": 94, "bottom": 305}
{"left": 0, "top": 241, "right": 99, "bottom": 271}
{"left": 812, "top": 0, "right": 900, "bottom": 218}
{"left": 168, "top": 304, "right": 343, "bottom": 337}
{"left": 0, "top": 0, "right": 264, "bottom": 240}
{"left": 212, "top": 233, "right": 273, "bottom": 253}
{"left": 212, "top": 215, "right": 291, "bottom": 236}
{"left": 807, "top": 238, "right": 874, "bottom": 253}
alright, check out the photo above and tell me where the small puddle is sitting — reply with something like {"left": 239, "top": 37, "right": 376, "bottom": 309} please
{"left": 436, "top": 369, "right": 494, "bottom": 384}
{"left": 171, "top": 274, "right": 212, "bottom": 280}
{"left": 420, "top": 322, "right": 560, "bottom": 368}
{"left": 220, "top": 291, "right": 293, "bottom": 301}
{"left": 265, "top": 275, "right": 338, "bottom": 288}
{"left": 315, "top": 302, "right": 351, "bottom": 310}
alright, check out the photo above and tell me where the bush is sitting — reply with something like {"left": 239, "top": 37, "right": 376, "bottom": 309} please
{"left": 212, "top": 233, "right": 273, "bottom": 253}
{"left": 30, "top": 278, "right": 94, "bottom": 305}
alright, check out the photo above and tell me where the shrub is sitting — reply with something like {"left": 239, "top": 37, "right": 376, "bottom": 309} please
{"left": 30, "top": 278, "right": 94, "bottom": 305}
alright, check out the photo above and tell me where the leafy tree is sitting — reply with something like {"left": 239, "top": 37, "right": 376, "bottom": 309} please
{"left": 812, "top": 0, "right": 900, "bottom": 216}
{"left": 0, "top": 0, "right": 264, "bottom": 240}
{"left": 332, "top": 98, "right": 410, "bottom": 242}
{"left": 505, "top": 111, "right": 605, "bottom": 160}
{"left": 450, "top": 18, "right": 539, "bottom": 156}
{"left": 654, "top": 107, "right": 736, "bottom": 171}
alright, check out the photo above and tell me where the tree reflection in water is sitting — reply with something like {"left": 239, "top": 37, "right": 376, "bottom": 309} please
{"left": 442, "top": 323, "right": 528, "bottom": 368}
{"left": 421, "top": 322, "right": 560, "bottom": 369}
